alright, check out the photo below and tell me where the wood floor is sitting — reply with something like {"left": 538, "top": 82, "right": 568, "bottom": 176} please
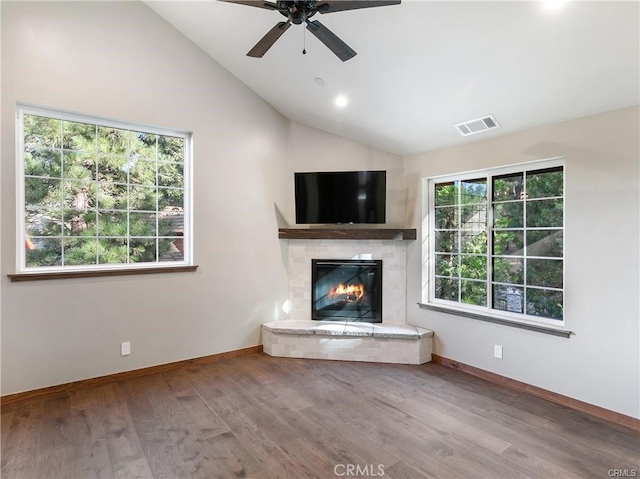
{"left": 2, "top": 353, "right": 638, "bottom": 479}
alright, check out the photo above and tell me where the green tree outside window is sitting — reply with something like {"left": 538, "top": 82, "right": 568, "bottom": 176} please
{"left": 21, "top": 109, "right": 188, "bottom": 270}
{"left": 431, "top": 164, "right": 563, "bottom": 322}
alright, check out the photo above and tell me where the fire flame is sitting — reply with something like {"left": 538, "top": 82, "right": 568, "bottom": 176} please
{"left": 328, "top": 283, "right": 365, "bottom": 303}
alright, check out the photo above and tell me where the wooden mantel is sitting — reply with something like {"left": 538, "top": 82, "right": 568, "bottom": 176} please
{"left": 278, "top": 228, "right": 417, "bottom": 240}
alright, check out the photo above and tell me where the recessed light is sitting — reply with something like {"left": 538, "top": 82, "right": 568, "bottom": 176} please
{"left": 335, "top": 95, "right": 349, "bottom": 109}
{"left": 543, "top": 0, "right": 565, "bottom": 12}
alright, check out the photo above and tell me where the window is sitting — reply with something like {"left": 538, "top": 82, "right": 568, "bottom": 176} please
{"left": 424, "top": 159, "right": 564, "bottom": 325}
{"left": 17, "top": 106, "right": 191, "bottom": 272}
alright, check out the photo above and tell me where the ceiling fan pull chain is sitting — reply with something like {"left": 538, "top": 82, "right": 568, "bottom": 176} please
{"left": 303, "top": 26, "right": 306, "bottom": 54}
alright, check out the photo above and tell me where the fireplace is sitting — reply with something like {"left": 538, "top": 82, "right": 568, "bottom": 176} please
{"left": 311, "top": 259, "right": 382, "bottom": 323}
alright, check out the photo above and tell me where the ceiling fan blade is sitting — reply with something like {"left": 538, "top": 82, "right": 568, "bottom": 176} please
{"left": 316, "top": 1, "right": 401, "bottom": 14}
{"left": 219, "top": 0, "right": 280, "bottom": 11}
{"left": 247, "top": 21, "right": 291, "bottom": 58}
{"left": 306, "top": 20, "right": 356, "bottom": 62}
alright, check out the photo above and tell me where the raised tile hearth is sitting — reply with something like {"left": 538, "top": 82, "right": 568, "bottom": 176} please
{"left": 271, "top": 236, "right": 432, "bottom": 364}
{"left": 263, "top": 321, "right": 433, "bottom": 364}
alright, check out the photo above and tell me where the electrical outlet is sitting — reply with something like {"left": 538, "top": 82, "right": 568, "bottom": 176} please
{"left": 121, "top": 342, "right": 131, "bottom": 356}
{"left": 494, "top": 345, "right": 503, "bottom": 359}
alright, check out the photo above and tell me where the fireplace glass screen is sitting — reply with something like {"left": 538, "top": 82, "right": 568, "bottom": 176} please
{"left": 311, "top": 259, "right": 382, "bottom": 322}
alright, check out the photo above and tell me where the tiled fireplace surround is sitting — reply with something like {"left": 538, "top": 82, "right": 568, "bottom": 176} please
{"left": 262, "top": 238, "right": 433, "bottom": 364}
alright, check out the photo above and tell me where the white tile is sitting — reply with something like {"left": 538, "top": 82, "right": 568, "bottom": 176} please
{"left": 263, "top": 325, "right": 433, "bottom": 365}
{"left": 286, "top": 239, "right": 411, "bottom": 336}
{"left": 313, "top": 322, "right": 347, "bottom": 336}
{"left": 342, "top": 323, "right": 374, "bottom": 336}
{"left": 371, "top": 324, "right": 419, "bottom": 339}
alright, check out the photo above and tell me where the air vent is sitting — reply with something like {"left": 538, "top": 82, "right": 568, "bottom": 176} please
{"left": 455, "top": 114, "right": 501, "bottom": 136}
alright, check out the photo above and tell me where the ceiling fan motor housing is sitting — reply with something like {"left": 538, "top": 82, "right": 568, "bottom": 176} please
{"left": 278, "top": 1, "right": 318, "bottom": 24}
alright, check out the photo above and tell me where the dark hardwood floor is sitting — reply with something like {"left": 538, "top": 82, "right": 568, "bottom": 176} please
{"left": 2, "top": 353, "right": 638, "bottom": 478}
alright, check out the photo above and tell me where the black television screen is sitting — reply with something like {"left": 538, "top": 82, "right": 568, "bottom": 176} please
{"left": 295, "top": 170, "right": 386, "bottom": 224}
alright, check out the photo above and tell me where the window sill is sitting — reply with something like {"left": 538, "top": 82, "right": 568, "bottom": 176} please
{"left": 8, "top": 265, "right": 198, "bottom": 282}
{"left": 417, "top": 302, "right": 572, "bottom": 338}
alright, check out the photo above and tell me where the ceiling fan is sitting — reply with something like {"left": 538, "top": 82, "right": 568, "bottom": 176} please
{"left": 220, "top": 1, "right": 401, "bottom": 61}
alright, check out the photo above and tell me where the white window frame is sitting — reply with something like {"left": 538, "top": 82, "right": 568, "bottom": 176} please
{"left": 422, "top": 158, "right": 565, "bottom": 328}
{"left": 16, "top": 104, "right": 193, "bottom": 273}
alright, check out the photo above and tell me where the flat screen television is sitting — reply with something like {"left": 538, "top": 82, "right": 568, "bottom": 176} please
{"left": 295, "top": 170, "right": 386, "bottom": 224}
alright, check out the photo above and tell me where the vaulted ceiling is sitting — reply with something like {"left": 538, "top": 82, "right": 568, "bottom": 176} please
{"left": 147, "top": 1, "right": 639, "bottom": 156}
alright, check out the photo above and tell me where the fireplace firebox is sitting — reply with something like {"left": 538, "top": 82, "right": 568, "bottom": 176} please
{"left": 311, "top": 259, "right": 382, "bottom": 322}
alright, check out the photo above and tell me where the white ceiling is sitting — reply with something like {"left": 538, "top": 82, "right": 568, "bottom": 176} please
{"left": 146, "top": 1, "right": 639, "bottom": 156}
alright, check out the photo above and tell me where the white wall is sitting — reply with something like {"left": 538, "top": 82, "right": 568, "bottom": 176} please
{"left": 1, "top": 1, "right": 291, "bottom": 395}
{"left": 404, "top": 107, "right": 640, "bottom": 418}
{"left": 287, "top": 123, "right": 406, "bottom": 227}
